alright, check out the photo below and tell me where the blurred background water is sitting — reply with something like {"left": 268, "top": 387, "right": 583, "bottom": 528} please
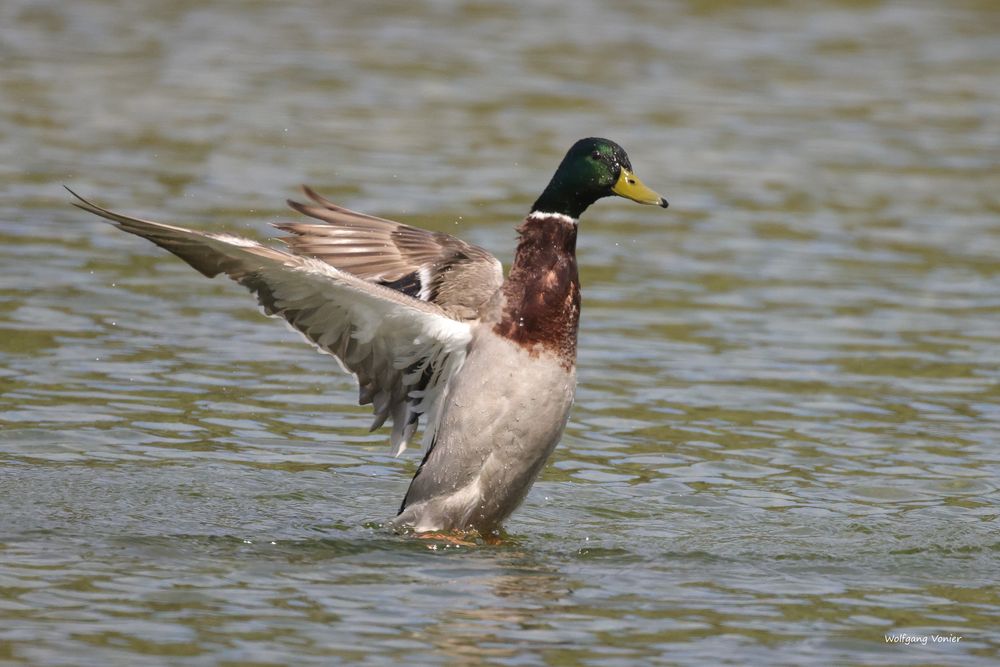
{"left": 1, "top": 0, "right": 998, "bottom": 664}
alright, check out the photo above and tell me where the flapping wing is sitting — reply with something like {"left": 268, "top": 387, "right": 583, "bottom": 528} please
{"left": 68, "top": 188, "right": 472, "bottom": 456}
{"left": 276, "top": 186, "right": 503, "bottom": 320}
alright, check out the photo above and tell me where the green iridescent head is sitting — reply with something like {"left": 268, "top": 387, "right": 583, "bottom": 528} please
{"left": 531, "top": 138, "right": 668, "bottom": 219}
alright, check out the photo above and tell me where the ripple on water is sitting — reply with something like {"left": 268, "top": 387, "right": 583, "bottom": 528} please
{"left": 2, "top": 0, "right": 1000, "bottom": 664}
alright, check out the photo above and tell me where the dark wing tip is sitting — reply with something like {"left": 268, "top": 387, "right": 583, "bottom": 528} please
{"left": 287, "top": 199, "right": 320, "bottom": 221}
{"left": 64, "top": 185, "right": 118, "bottom": 220}
{"left": 301, "top": 185, "right": 333, "bottom": 207}
{"left": 64, "top": 185, "right": 94, "bottom": 210}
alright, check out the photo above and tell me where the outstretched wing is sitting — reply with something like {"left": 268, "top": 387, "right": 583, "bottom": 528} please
{"left": 276, "top": 187, "right": 503, "bottom": 320}
{"left": 68, "top": 188, "right": 471, "bottom": 456}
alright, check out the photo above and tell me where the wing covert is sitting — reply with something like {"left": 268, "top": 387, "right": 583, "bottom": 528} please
{"left": 276, "top": 187, "right": 504, "bottom": 320}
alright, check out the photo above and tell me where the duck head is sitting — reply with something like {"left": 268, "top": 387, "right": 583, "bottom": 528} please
{"left": 531, "top": 137, "right": 669, "bottom": 219}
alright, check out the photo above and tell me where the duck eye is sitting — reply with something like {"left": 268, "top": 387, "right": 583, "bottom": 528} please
{"left": 591, "top": 150, "right": 602, "bottom": 160}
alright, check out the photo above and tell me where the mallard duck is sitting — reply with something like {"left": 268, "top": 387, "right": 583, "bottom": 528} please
{"left": 69, "top": 137, "right": 668, "bottom": 536}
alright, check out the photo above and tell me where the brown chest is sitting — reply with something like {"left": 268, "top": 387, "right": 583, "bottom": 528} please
{"left": 493, "top": 215, "right": 581, "bottom": 368}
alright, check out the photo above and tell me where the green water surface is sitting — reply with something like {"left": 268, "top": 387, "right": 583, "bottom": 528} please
{"left": 1, "top": 1, "right": 998, "bottom": 665}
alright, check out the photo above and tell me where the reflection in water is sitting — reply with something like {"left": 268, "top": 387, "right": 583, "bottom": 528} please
{"left": 419, "top": 550, "right": 573, "bottom": 663}
{"left": 1, "top": 0, "right": 999, "bottom": 664}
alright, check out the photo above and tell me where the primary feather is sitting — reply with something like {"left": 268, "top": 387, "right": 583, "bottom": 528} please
{"left": 67, "top": 187, "right": 473, "bottom": 456}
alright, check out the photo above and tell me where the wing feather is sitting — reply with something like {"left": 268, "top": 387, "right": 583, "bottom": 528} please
{"left": 68, "top": 188, "right": 471, "bottom": 455}
{"left": 277, "top": 187, "right": 503, "bottom": 319}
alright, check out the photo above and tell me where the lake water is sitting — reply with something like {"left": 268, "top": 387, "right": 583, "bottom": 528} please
{"left": 1, "top": 0, "right": 998, "bottom": 664}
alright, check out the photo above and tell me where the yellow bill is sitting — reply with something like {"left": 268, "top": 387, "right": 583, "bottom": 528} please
{"left": 612, "top": 168, "right": 669, "bottom": 208}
